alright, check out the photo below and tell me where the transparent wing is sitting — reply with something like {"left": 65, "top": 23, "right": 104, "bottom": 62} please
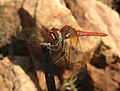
{"left": 59, "top": 25, "right": 87, "bottom": 80}
{"left": 15, "top": 27, "right": 66, "bottom": 65}
{"left": 62, "top": 31, "right": 104, "bottom": 81}
{"left": 63, "top": 35, "right": 87, "bottom": 80}
{"left": 15, "top": 27, "right": 50, "bottom": 47}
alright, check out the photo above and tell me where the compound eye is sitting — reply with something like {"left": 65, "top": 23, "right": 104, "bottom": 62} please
{"left": 49, "top": 32, "right": 55, "bottom": 40}
{"left": 49, "top": 29, "right": 56, "bottom": 40}
{"left": 49, "top": 28, "right": 60, "bottom": 40}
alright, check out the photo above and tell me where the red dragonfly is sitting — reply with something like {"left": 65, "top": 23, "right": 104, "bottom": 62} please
{"left": 15, "top": 25, "right": 108, "bottom": 80}
{"left": 48, "top": 25, "right": 107, "bottom": 62}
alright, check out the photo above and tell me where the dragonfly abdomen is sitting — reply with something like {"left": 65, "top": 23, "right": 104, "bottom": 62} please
{"left": 76, "top": 30, "right": 108, "bottom": 37}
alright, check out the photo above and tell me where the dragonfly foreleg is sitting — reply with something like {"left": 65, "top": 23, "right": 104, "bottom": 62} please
{"left": 50, "top": 38, "right": 63, "bottom": 51}
{"left": 53, "top": 50, "right": 65, "bottom": 64}
{"left": 53, "top": 40, "right": 65, "bottom": 64}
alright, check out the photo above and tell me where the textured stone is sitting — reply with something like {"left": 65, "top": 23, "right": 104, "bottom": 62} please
{"left": 0, "top": 0, "right": 21, "bottom": 47}
{"left": 64, "top": 0, "right": 120, "bottom": 56}
{"left": 0, "top": 0, "right": 120, "bottom": 91}
{"left": 0, "top": 57, "right": 37, "bottom": 91}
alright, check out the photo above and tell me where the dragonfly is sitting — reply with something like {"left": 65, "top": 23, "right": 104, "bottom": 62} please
{"left": 15, "top": 25, "right": 108, "bottom": 80}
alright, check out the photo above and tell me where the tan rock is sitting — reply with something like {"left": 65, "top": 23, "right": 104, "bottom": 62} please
{"left": 0, "top": 0, "right": 20, "bottom": 47}
{"left": 0, "top": 57, "right": 37, "bottom": 91}
{"left": 64, "top": 0, "right": 120, "bottom": 56}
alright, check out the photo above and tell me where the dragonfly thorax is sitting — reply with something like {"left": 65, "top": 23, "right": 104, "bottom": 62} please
{"left": 49, "top": 28, "right": 62, "bottom": 41}
{"left": 61, "top": 25, "right": 77, "bottom": 39}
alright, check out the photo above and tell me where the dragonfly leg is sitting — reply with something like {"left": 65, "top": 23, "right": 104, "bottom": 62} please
{"left": 53, "top": 51, "right": 65, "bottom": 64}
{"left": 53, "top": 40, "right": 65, "bottom": 64}
{"left": 50, "top": 39, "right": 63, "bottom": 51}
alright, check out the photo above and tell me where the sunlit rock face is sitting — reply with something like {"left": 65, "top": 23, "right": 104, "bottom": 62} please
{"left": 0, "top": 0, "right": 120, "bottom": 91}
{"left": 0, "top": 57, "right": 37, "bottom": 91}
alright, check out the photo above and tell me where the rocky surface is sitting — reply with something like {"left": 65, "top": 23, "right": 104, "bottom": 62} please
{"left": 0, "top": 0, "right": 120, "bottom": 91}
{"left": 0, "top": 57, "right": 37, "bottom": 91}
{"left": 64, "top": 0, "right": 120, "bottom": 56}
{"left": 0, "top": 0, "right": 20, "bottom": 47}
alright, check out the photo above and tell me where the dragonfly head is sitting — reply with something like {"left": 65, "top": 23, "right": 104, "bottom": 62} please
{"left": 49, "top": 27, "right": 62, "bottom": 41}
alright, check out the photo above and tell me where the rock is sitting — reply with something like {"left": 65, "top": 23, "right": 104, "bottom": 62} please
{"left": 96, "top": 0, "right": 113, "bottom": 7}
{"left": 20, "top": 0, "right": 39, "bottom": 18}
{"left": 0, "top": 57, "right": 37, "bottom": 91}
{"left": 16, "top": 0, "right": 85, "bottom": 90}
{"left": 13, "top": 0, "right": 120, "bottom": 90}
{"left": 9, "top": 56, "right": 32, "bottom": 71}
{"left": 87, "top": 63, "right": 119, "bottom": 91}
{"left": 64, "top": 0, "right": 120, "bottom": 57}
{"left": 35, "top": 0, "right": 80, "bottom": 28}
{"left": 64, "top": 0, "right": 120, "bottom": 90}
{"left": 1, "top": 0, "right": 120, "bottom": 91}
{"left": 112, "top": 0, "right": 120, "bottom": 14}
{"left": 0, "top": 0, "right": 21, "bottom": 47}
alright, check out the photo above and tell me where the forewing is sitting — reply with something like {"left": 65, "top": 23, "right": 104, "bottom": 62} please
{"left": 15, "top": 27, "right": 50, "bottom": 47}
{"left": 64, "top": 36, "right": 87, "bottom": 80}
